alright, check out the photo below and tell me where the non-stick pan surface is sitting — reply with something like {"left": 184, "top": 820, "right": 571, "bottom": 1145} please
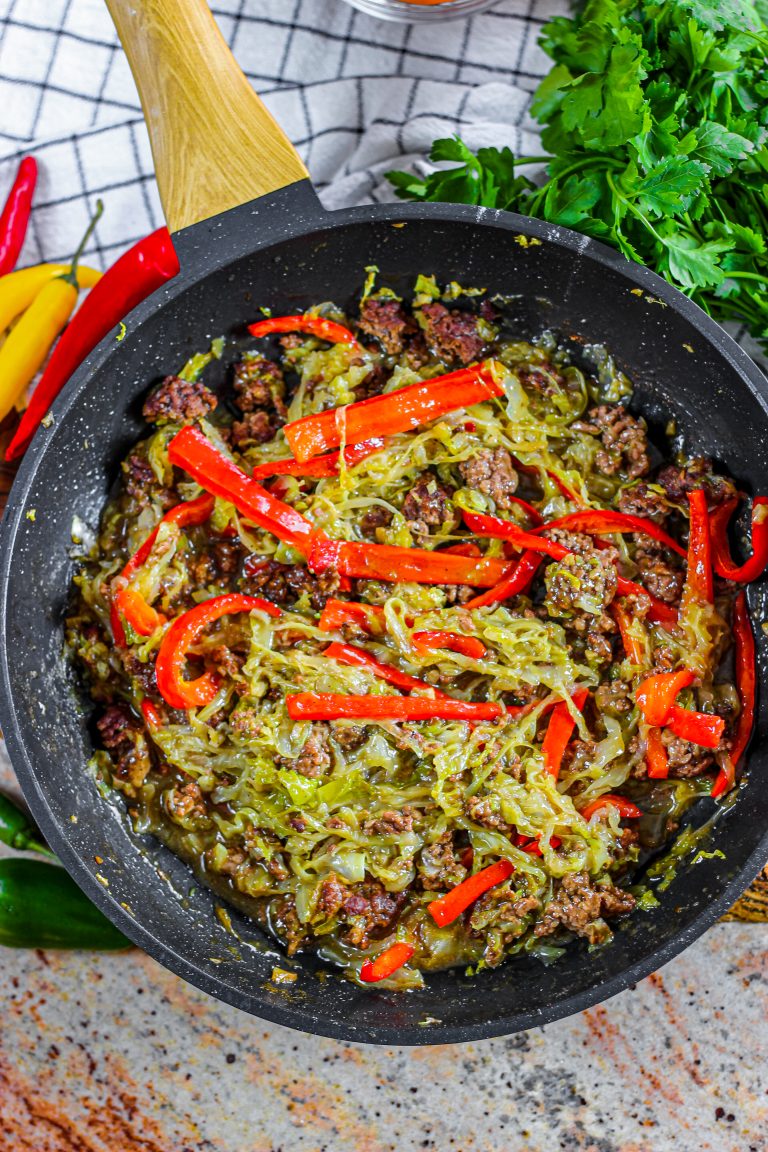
{"left": 0, "top": 2, "right": 766, "bottom": 1044}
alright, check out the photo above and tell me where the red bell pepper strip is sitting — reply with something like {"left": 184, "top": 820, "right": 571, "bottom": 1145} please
{"left": 323, "top": 641, "right": 446, "bottom": 696}
{"left": 168, "top": 426, "right": 315, "bottom": 552}
{"left": 428, "top": 859, "right": 514, "bottom": 927}
{"left": 516, "top": 833, "right": 562, "bottom": 855}
{"left": 7, "top": 227, "right": 181, "bottom": 461}
{"left": 712, "top": 591, "right": 755, "bottom": 798}
{"left": 286, "top": 693, "right": 503, "bottom": 723}
{"left": 537, "top": 510, "right": 685, "bottom": 557}
{"left": 612, "top": 601, "right": 644, "bottom": 664}
{"left": 441, "top": 542, "right": 483, "bottom": 558}
{"left": 141, "top": 699, "right": 161, "bottom": 731}
{"left": 248, "top": 314, "right": 360, "bottom": 348}
{"left": 359, "top": 941, "right": 414, "bottom": 983}
{"left": 309, "top": 536, "right": 511, "bottom": 588}
{"left": 249, "top": 438, "right": 384, "bottom": 481}
{"left": 613, "top": 575, "right": 677, "bottom": 627}
{"left": 116, "top": 587, "right": 166, "bottom": 639}
{"left": 541, "top": 688, "right": 589, "bottom": 779}
{"left": 413, "top": 631, "right": 487, "bottom": 659}
{"left": 156, "top": 594, "right": 281, "bottom": 710}
{"left": 635, "top": 669, "right": 696, "bottom": 726}
{"left": 463, "top": 551, "right": 541, "bottom": 610}
{"left": 709, "top": 496, "right": 768, "bottom": 584}
{"left": 580, "top": 795, "right": 643, "bottom": 820}
{"left": 0, "top": 156, "right": 37, "bottom": 276}
{"left": 284, "top": 360, "right": 504, "bottom": 463}
{"left": 665, "top": 705, "right": 725, "bottom": 749}
{"left": 645, "top": 727, "right": 669, "bottom": 779}
{"left": 681, "top": 489, "right": 713, "bottom": 607}
{"left": 111, "top": 493, "right": 215, "bottom": 647}
{"left": 318, "top": 599, "right": 386, "bottom": 634}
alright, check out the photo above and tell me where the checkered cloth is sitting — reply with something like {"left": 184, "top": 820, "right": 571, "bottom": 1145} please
{"left": 0, "top": 0, "right": 557, "bottom": 270}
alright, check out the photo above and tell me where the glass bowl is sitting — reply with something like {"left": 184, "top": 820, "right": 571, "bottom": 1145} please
{"left": 343, "top": 0, "right": 499, "bottom": 22}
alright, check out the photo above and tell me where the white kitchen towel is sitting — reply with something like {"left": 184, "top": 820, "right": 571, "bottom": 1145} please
{"left": 0, "top": 0, "right": 557, "bottom": 269}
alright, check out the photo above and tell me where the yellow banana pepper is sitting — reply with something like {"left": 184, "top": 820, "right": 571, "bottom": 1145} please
{"left": 0, "top": 262, "right": 101, "bottom": 333}
{"left": 0, "top": 200, "right": 104, "bottom": 421}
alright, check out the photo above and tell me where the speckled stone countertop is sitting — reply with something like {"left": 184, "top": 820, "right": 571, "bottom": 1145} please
{"left": 0, "top": 769, "right": 766, "bottom": 1152}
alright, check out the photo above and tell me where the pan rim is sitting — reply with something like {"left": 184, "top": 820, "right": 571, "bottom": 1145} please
{"left": 1, "top": 194, "right": 767, "bottom": 1045}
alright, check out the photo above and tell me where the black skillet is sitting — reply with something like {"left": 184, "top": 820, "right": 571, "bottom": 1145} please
{"left": 0, "top": 0, "right": 766, "bottom": 1045}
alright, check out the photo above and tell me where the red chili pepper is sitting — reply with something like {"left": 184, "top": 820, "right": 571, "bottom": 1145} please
{"left": 248, "top": 314, "right": 360, "bottom": 348}
{"left": 0, "top": 157, "right": 37, "bottom": 275}
{"left": 541, "top": 688, "right": 589, "bottom": 780}
{"left": 359, "top": 941, "right": 414, "bottom": 983}
{"left": 635, "top": 669, "right": 696, "bottom": 726}
{"left": 318, "top": 599, "right": 386, "bottom": 634}
{"left": 612, "top": 600, "right": 645, "bottom": 664}
{"left": 645, "top": 727, "right": 669, "bottom": 779}
{"left": 285, "top": 693, "right": 503, "bottom": 723}
{"left": 681, "top": 489, "right": 713, "bottom": 607}
{"left": 111, "top": 493, "right": 215, "bottom": 647}
{"left": 7, "top": 227, "right": 181, "bottom": 461}
{"left": 168, "top": 426, "right": 315, "bottom": 552}
{"left": 141, "top": 699, "right": 161, "bottom": 731}
{"left": 709, "top": 496, "right": 768, "bottom": 584}
{"left": 538, "top": 510, "right": 685, "bottom": 557}
{"left": 463, "top": 551, "right": 541, "bottom": 610}
{"left": 309, "top": 537, "right": 511, "bottom": 588}
{"left": 712, "top": 590, "right": 755, "bottom": 798}
{"left": 428, "top": 859, "right": 514, "bottom": 927}
{"left": 284, "top": 361, "right": 504, "bottom": 463}
{"left": 156, "top": 594, "right": 281, "bottom": 710}
{"left": 580, "top": 795, "right": 643, "bottom": 820}
{"left": 413, "top": 630, "right": 487, "bottom": 659}
{"left": 665, "top": 704, "right": 725, "bottom": 749}
{"left": 249, "top": 438, "right": 385, "bottom": 481}
{"left": 324, "top": 641, "right": 446, "bottom": 696}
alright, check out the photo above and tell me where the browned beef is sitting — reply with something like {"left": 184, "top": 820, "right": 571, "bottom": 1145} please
{"left": 662, "top": 730, "right": 715, "bottom": 777}
{"left": 572, "top": 404, "right": 650, "bottom": 479}
{"left": 545, "top": 550, "right": 618, "bottom": 616}
{"left": 465, "top": 795, "right": 512, "bottom": 833}
{"left": 210, "top": 644, "right": 244, "bottom": 680}
{"left": 417, "top": 831, "right": 467, "bottom": 891}
{"left": 331, "top": 724, "right": 368, "bottom": 751}
{"left": 402, "top": 472, "right": 459, "bottom": 538}
{"left": 419, "top": 301, "right": 486, "bottom": 366}
{"left": 594, "top": 679, "right": 633, "bottom": 716}
{"left": 534, "top": 871, "right": 635, "bottom": 944}
{"left": 230, "top": 410, "right": 277, "bottom": 448}
{"left": 360, "top": 505, "right": 394, "bottom": 538}
{"left": 357, "top": 298, "right": 410, "bottom": 356}
{"left": 97, "top": 704, "right": 152, "bottom": 789}
{"left": 634, "top": 540, "right": 683, "bottom": 604}
{"left": 143, "top": 375, "right": 217, "bottom": 424}
{"left": 362, "top": 809, "right": 414, "bottom": 836}
{"left": 232, "top": 356, "right": 286, "bottom": 416}
{"left": 277, "top": 724, "right": 331, "bottom": 779}
{"left": 469, "top": 892, "right": 540, "bottom": 966}
{"left": 656, "top": 458, "right": 737, "bottom": 507}
{"left": 241, "top": 558, "right": 340, "bottom": 610}
{"left": 340, "top": 881, "right": 407, "bottom": 948}
{"left": 164, "top": 778, "right": 208, "bottom": 821}
{"left": 458, "top": 447, "right": 519, "bottom": 511}
{"left": 617, "top": 482, "right": 670, "bottom": 525}
{"left": 122, "top": 452, "right": 175, "bottom": 509}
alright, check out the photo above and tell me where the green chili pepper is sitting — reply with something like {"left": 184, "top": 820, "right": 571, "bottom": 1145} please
{"left": 0, "top": 791, "right": 54, "bottom": 857}
{"left": 0, "top": 858, "right": 130, "bottom": 950}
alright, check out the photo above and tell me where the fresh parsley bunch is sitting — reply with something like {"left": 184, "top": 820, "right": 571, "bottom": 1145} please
{"left": 387, "top": 0, "right": 768, "bottom": 348}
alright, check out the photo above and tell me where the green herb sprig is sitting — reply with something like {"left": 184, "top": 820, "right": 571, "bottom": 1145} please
{"left": 387, "top": 0, "right": 768, "bottom": 349}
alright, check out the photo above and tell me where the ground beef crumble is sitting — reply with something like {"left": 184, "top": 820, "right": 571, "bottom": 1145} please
{"left": 402, "top": 472, "right": 460, "bottom": 538}
{"left": 142, "top": 375, "right": 217, "bottom": 424}
{"left": 418, "top": 301, "right": 487, "bottom": 366}
{"left": 458, "top": 447, "right": 519, "bottom": 510}
{"left": 534, "top": 871, "right": 635, "bottom": 945}
{"left": 573, "top": 404, "right": 650, "bottom": 479}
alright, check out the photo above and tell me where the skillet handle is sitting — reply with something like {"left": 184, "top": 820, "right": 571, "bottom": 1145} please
{"left": 105, "top": 0, "right": 310, "bottom": 233}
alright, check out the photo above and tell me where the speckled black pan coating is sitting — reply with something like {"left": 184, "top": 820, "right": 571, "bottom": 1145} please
{"left": 1, "top": 182, "right": 766, "bottom": 1044}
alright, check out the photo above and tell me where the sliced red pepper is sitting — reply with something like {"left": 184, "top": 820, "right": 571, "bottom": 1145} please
{"left": 428, "top": 859, "right": 514, "bottom": 927}
{"left": 116, "top": 587, "right": 166, "bottom": 638}
{"left": 516, "top": 833, "right": 562, "bottom": 856}
{"left": 412, "top": 631, "right": 487, "bottom": 659}
{"left": 318, "top": 599, "right": 386, "bottom": 634}
{"left": 249, "top": 438, "right": 384, "bottom": 481}
{"left": 580, "top": 795, "right": 643, "bottom": 820}
{"left": 248, "top": 314, "right": 360, "bottom": 348}
{"left": 309, "top": 537, "right": 511, "bottom": 588}
{"left": 8, "top": 227, "right": 181, "bottom": 461}
{"left": 712, "top": 591, "right": 755, "bottom": 798}
{"left": 541, "top": 688, "right": 589, "bottom": 780}
{"left": 681, "top": 489, "right": 713, "bottom": 607}
{"left": 0, "top": 156, "right": 37, "bottom": 276}
{"left": 614, "top": 575, "right": 678, "bottom": 627}
{"left": 645, "top": 727, "right": 669, "bottom": 779}
{"left": 168, "top": 426, "right": 315, "bottom": 552}
{"left": 284, "top": 360, "right": 504, "bottom": 463}
{"left": 710, "top": 496, "right": 768, "bottom": 584}
{"left": 665, "top": 704, "right": 725, "bottom": 749}
{"left": 635, "top": 669, "right": 695, "bottom": 726}
{"left": 111, "top": 493, "right": 215, "bottom": 647}
{"left": 156, "top": 594, "right": 281, "bottom": 710}
{"left": 538, "top": 510, "right": 685, "bottom": 557}
{"left": 612, "top": 600, "right": 645, "bottom": 664}
{"left": 441, "top": 542, "right": 483, "bottom": 558}
{"left": 141, "top": 699, "right": 161, "bottom": 731}
{"left": 463, "top": 551, "right": 541, "bottom": 610}
{"left": 324, "top": 641, "right": 445, "bottom": 696}
{"left": 286, "top": 693, "right": 503, "bottom": 723}
{"left": 359, "top": 941, "right": 414, "bottom": 983}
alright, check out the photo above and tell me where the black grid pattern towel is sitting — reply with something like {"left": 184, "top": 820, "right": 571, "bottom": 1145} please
{"left": 0, "top": 0, "right": 559, "bottom": 269}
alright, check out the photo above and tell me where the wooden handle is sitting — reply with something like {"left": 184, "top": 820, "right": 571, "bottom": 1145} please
{"left": 106, "top": 0, "right": 309, "bottom": 233}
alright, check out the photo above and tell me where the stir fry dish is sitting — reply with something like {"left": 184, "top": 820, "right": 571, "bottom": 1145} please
{"left": 68, "top": 273, "right": 762, "bottom": 988}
